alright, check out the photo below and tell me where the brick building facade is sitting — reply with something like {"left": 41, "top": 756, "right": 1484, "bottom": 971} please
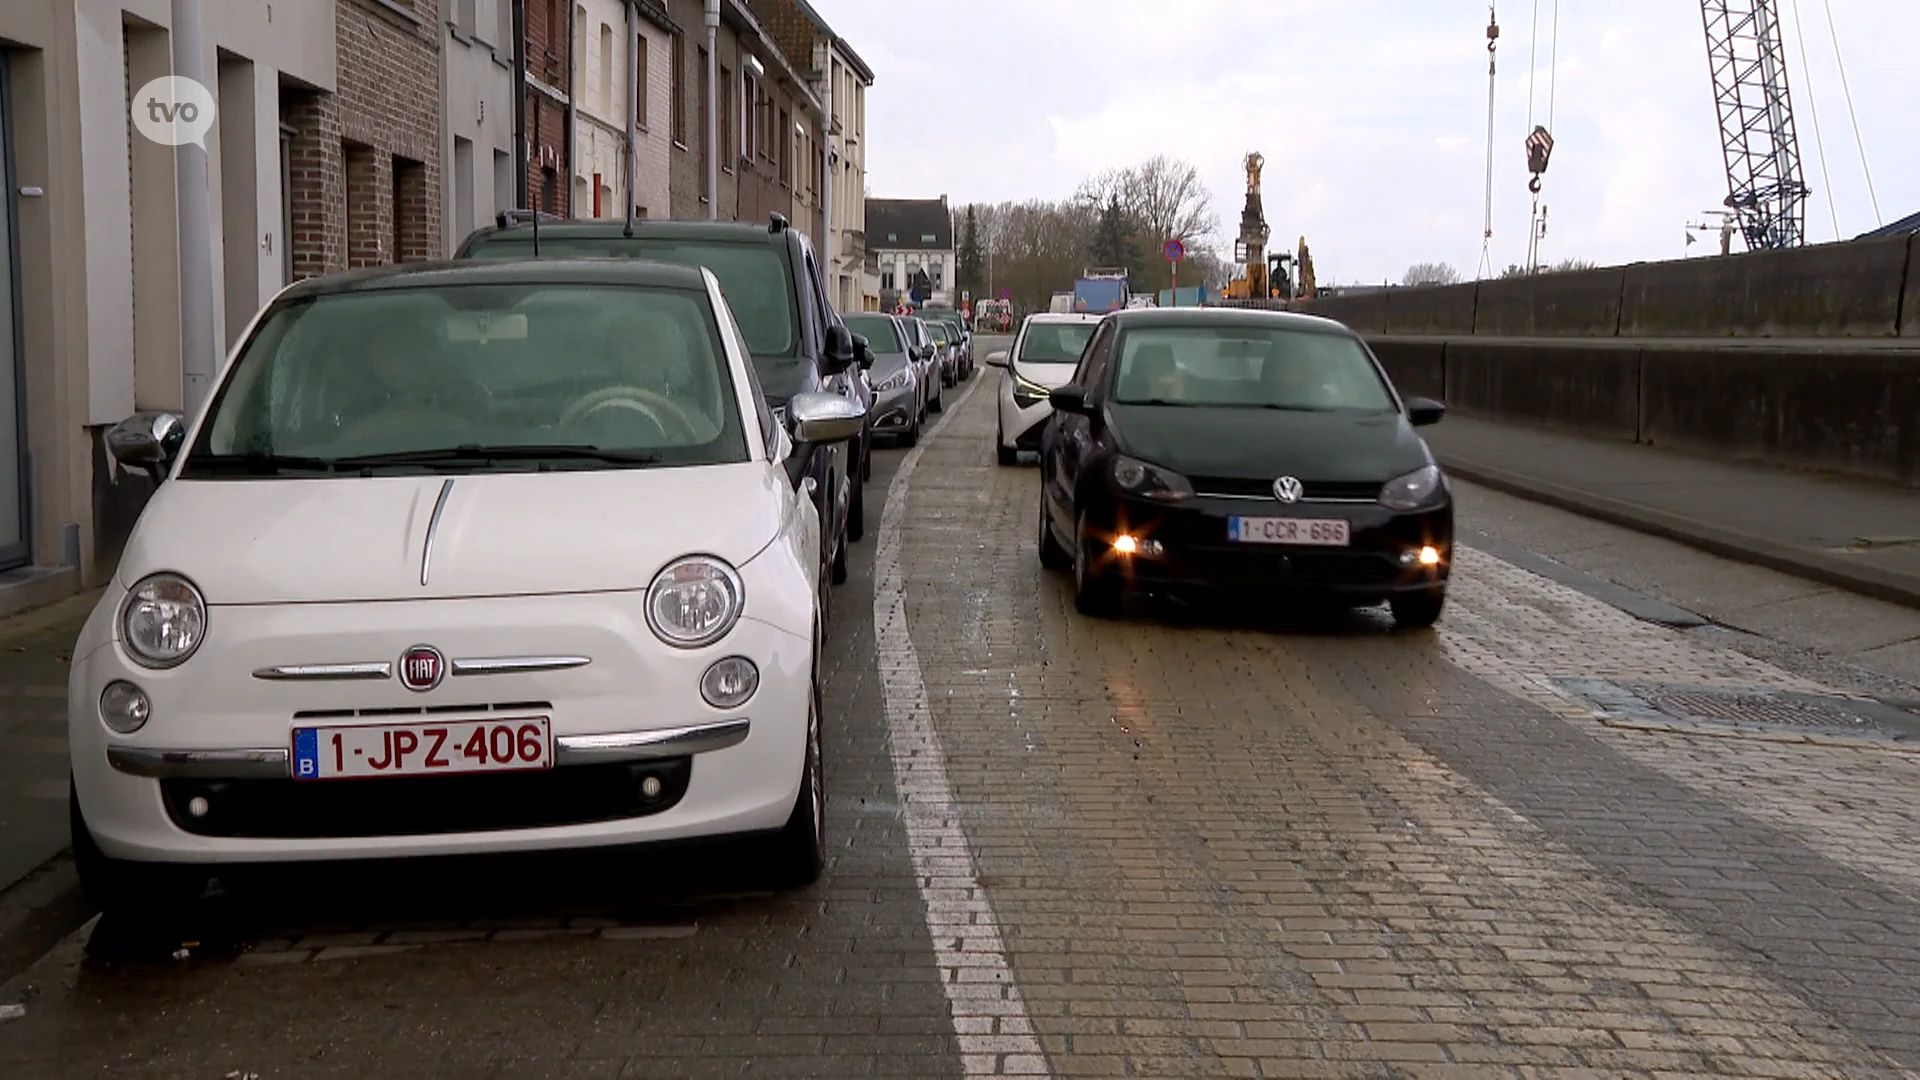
{"left": 523, "top": 0, "right": 573, "bottom": 214}
{"left": 286, "top": 0, "right": 445, "bottom": 279}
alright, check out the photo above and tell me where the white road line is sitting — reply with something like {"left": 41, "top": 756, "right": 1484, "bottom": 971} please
{"left": 870, "top": 374, "right": 1051, "bottom": 1078}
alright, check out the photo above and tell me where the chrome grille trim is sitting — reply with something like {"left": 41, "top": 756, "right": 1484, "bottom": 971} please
{"left": 253, "top": 662, "right": 393, "bottom": 681}
{"left": 451, "top": 655, "right": 592, "bottom": 676}
{"left": 108, "top": 746, "right": 290, "bottom": 779}
{"left": 1195, "top": 492, "right": 1378, "bottom": 505}
{"left": 555, "top": 718, "right": 751, "bottom": 763}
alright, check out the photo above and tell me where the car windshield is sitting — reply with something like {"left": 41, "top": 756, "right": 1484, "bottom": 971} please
{"left": 182, "top": 283, "right": 749, "bottom": 478}
{"left": 927, "top": 322, "right": 951, "bottom": 344}
{"left": 1108, "top": 325, "right": 1396, "bottom": 411}
{"left": 842, "top": 314, "right": 902, "bottom": 352}
{"left": 463, "top": 236, "right": 796, "bottom": 359}
{"left": 1017, "top": 322, "right": 1096, "bottom": 364}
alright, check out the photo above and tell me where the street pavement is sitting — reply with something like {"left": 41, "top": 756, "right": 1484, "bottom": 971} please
{"left": 2, "top": 341, "right": 1920, "bottom": 1077}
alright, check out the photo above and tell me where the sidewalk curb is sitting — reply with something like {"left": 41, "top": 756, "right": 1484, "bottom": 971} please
{"left": 1438, "top": 455, "right": 1920, "bottom": 612}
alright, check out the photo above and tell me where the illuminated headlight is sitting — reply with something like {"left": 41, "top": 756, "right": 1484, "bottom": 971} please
{"left": 99, "top": 680, "right": 152, "bottom": 734}
{"left": 875, "top": 370, "right": 912, "bottom": 392}
{"left": 1379, "top": 464, "right": 1447, "bottom": 511}
{"left": 700, "top": 656, "right": 760, "bottom": 708}
{"left": 1110, "top": 454, "right": 1193, "bottom": 503}
{"left": 646, "top": 556, "right": 745, "bottom": 648}
{"left": 119, "top": 572, "right": 207, "bottom": 669}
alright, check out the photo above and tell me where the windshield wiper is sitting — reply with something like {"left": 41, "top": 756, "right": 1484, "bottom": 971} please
{"left": 334, "top": 444, "right": 661, "bottom": 467}
{"left": 187, "top": 451, "right": 345, "bottom": 474}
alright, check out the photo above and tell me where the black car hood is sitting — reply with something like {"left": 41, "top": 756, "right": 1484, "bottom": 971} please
{"left": 1107, "top": 404, "right": 1430, "bottom": 482}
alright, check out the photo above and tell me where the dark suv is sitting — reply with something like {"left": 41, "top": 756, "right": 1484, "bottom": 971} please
{"left": 455, "top": 213, "right": 875, "bottom": 591}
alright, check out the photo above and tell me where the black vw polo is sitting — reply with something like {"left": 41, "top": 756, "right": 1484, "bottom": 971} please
{"left": 1036, "top": 307, "right": 1454, "bottom": 627}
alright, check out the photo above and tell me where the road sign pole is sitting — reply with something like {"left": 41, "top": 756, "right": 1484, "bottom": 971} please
{"left": 1170, "top": 260, "right": 1177, "bottom": 306}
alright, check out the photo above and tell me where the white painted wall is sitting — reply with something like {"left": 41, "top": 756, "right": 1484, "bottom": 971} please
{"left": 446, "top": 0, "right": 516, "bottom": 249}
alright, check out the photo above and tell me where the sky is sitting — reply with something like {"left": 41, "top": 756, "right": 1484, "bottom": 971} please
{"left": 808, "top": 0, "right": 1917, "bottom": 286}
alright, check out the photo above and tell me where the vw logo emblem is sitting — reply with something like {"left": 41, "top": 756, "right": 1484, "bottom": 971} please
{"left": 398, "top": 644, "right": 446, "bottom": 692}
{"left": 1273, "top": 476, "right": 1304, "bottom": 504}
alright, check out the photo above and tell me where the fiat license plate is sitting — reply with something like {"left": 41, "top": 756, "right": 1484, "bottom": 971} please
{"left": 292, "top": 718, "right": 552, "bottom": 781}
{"left": 1227, "top": 516, "right": 1351, "bottom": 546}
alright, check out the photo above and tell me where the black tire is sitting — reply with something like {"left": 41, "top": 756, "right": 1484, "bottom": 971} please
{"left": 898, "top": 421, "right": 918, "bottom": 448}
{"left": 831, "top": 525, "right": 850, "bottom": 584}
{"left": 848, "top": 475, "right": 866, "bottom": 543}
{"left": 1038, "top": 498, "right": 1071, "bottom": 571}
{"left": 71, "top": 784, "right": 207, "bottom": 920}
{"left": 1072, "top": 512, "right": 1121, "bottom": 616}
{"left": 1390, "top": 587, "right": 1446, "bottom": 629}
{"left": 929, "top": 386, "right": 944, "bottom": 415}
{"left": 765, "top": 641, "right": 826, "bottom": 888}
{"left": 862, "top": 438, "right": 874, "bottom": 481}
{"left": 997, "top": 441, "right": 1018, "bottom": 466}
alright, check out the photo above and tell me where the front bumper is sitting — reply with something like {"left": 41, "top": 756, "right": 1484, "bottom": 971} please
{"left": 70, "top": 591, "right": 813, "bottom": 862}
{"left": 1086, "top": 494, "right": 1453, "bottom": 600}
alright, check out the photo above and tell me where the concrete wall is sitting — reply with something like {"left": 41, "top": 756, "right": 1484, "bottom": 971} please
{"left": 1280, "top": 233, "right": 1920, "bottom": 487}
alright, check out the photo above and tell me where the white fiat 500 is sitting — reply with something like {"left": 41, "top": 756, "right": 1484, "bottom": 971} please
{"left": 68, "top": 258, "right": 865, "bottom": 916}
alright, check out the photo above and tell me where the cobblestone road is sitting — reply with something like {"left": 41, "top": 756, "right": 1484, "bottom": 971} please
{"left": 2, "top": 350, "right": 1918, "bottom": 1078}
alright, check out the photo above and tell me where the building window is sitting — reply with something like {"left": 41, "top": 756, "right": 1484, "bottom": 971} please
{"left": 777, "top": 107, "right": 789, "bottom": 185}
{"left": 882, "top": 270, "right": 894, "bottom": 290}
{"left": 453, "top": 0, "right": 475, "bottom": 35}
{"left": 600, "top": 23, "right": 614, "bottom": 116}
{"left": 720, "top": 68, "right": 734, "bottom": 167}
{"left": 696, "top": 46, "right": 710, "bottom": 196}
{"left": 544, "top": 0, "right": 565, "bottom": 84}
{"left": 670, "top": 34, "right": 686, "bottom": 145}
{"left": 635, "top": 34, "right": 649, "bottom": 127}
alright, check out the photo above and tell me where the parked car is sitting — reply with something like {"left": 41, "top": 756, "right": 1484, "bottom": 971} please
{"left": 842, "top": 312, "right": 924, "bottom": 447}
{"left": 1037, "top": 307, "right": 1453, "bottom": 627}
{"left": 987, "top": 313, "right": 1100, "bottom": 466}
{"left": 903, "top": 317, "right": 943, "bottom": 416}
{"left": 71, "top": 258, "right": 868, "bottom": 919}
{"left": 919, "top": 307, "right": 972, "bottom": 379}
{"left": 924, "top": 321, "right": 959, "bottom": 388}
{"left": 455, "top": 213, "right": 874, "bottom": 576}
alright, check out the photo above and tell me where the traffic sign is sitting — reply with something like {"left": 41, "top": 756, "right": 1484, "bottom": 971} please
{"left": 999, "top": 288, "right": 1011, "bottom": 299}
{"left": 1163, "top": 239, "right": 1185, "bottom": 262}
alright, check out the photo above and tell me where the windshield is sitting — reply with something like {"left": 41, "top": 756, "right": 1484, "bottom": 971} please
{"left": 842, "top": 314, "right": 903, "bottom": 352}
{"left": 183, "top": 283, "right": 749, "bottom": 477}
{"left": 926, "top": 322, "right": 950, "bottom": 345}
{"left": 463, "top": 236, "right": 796, "bottom": 358}
{"left": 1017, "top": 322, "right": 1096, "bottom": 364}
{"left": 1108, "top": 325, "right": 1396, "bottom": 411}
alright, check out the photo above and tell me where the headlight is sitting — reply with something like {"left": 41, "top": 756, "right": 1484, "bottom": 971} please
{"left": 1379, "top": 464, "right": 1446, "bottom": 511}
{"left": 646, "top": 556, "right": 745, "bottom": 648}
{"left": 1011, "top": 372, "right": 1050, "bottom": 407}
{"left": 700, "top": 656, "right": 760, "bottom": 708}
{"left": 875, "top": 369, "right": 912, "bottom": 392}
{"left": 119, "top": 572, "right": 207, "bottom": 668}
{"left": 1109, "top": 455, "right": 1193, "bottom": 503}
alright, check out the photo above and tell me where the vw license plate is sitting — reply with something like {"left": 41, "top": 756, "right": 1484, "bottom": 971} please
{"left": 1228, "top": 516, "right": 1351, "bottom": 547}
{"left": 292, "top": 718, "right": 552, "bottom": 781}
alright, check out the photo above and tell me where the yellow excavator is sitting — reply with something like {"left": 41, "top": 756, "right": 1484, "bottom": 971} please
{"left": 1221, "top": 152, "right": 1314, "bottom": 301}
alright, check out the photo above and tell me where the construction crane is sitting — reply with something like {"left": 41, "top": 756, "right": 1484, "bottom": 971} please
{"left": 1700, "top": 0, "right": 1809, "bottom": 249}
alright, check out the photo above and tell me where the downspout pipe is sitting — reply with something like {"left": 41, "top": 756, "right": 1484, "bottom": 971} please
{"left": 512, "top": 0, "right": 528, "bottom": 209}
{"left": 170, "top": 0, "right": 217, "bottom": 418}
{"left": 624, "top": 0, "right": 638, "bottom": 235}
{"left": 565, "top": 0, "right": 578, "bottom": 217}
{"left": 820, "top": 42, "right": 834, "bottom": 299}
{"left": 704, "top": 0, "right": 719, "bottom": 219}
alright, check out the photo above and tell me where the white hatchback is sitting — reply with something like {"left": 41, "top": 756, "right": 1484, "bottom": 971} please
{"left": 988, "top": 313, "right": 1102, "bottom": 465}
{"left": 68, "top": 258, "right": 865, "bottom": 917}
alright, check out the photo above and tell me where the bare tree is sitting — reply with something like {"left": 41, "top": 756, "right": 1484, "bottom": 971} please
{"left": 1402, "top": 262, "right": 1462, "bottom": 287}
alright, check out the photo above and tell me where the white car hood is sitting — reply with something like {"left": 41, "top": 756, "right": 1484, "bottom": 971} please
{"left": 119, "top": 463, "right": 786, "bottom": 604}
{"left": 1013, "top": 360, "right": 1080, "bottom": 390}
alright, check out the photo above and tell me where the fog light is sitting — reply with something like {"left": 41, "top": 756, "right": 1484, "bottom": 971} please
{"left": 99, "top": 680, "right": 152, "bottom": 734}
{"left": 187, "top": 796, "right": 210, "bottom": 818}
{"left": 700, "top": 656, "right": 760, "bottom": 709}
{"left": 640, "top": 775, "right": 664, "bottom": 799}
{"left": 1418, "top": 545, "right": 1442, "bottom": 566}
{"left": 1112, "top": 534, "right": 1138, "bottom": 555}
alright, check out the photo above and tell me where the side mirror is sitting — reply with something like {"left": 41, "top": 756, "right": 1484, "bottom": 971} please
{"left": 986, "top": 351, "right": 1010, "bottom": 369}
{"left": 916, "top": 345, "right": 935, "bottom": 361}
{"left": 106, "top": 411, "right": 187, "bottom": 482}
{"left": 786, "top": 390, "right": 866, "bottom": 446}
{"left": 823, "top": 322, "right": 856, "bottom": 375}
{"left": 1405, "top": 396, "right": 1446, "bottom": 427}
{"left": 850, "top": 333, "right": 876, "bottom": 370}
{"left": 1048, "top": 385, "right": 1093, "bottom": 415}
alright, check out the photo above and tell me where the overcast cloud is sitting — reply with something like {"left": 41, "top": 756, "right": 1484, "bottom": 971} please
{"left": 811, "top": 0, "right": 1916, "bottom": 286}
